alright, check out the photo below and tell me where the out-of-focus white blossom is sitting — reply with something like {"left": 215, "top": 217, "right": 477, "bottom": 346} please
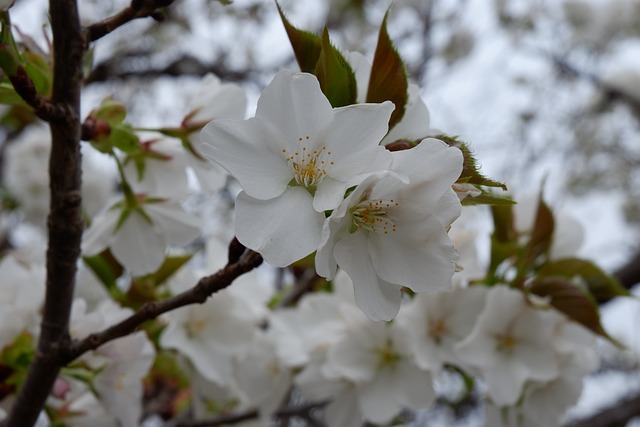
{"left": 82, "top": 197, "right": 201, "bottom": 276}
{"left": 0, "top": 254, "right": 45, "bottom": 348}
{"left": 455, "top": 286, "right": 560, "bottom": 406}
{"left": 159, "top": 269, "right": 257, "bottom": 385}
{"left": 123, "top": 138, "right": 191, "bottom": 199}
{"left": 395, "top": 286, "right": 488, "bottom": 372}
{"left": 3, "top": 124, "right": 114, "bottom": 226}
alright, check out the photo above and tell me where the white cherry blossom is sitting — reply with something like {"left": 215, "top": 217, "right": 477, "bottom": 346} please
{"left": 321, "top": 319, "right": 436, "bottom": 424}
{"left": 200, "top": 70, "right": 394, "bottom": 267}
{"left": 186, "top": 73, "right": 248, "bottom": 193}
{"left": 159, "top": 269, "right": 257, "bottom": 385}
{"left": 82, "top": 197, "right": 201, "bottom": 276}
{"left": 123, "top": 137, "right": 191, "bottom": 199}
{"left": 455, "top": 286, "right": 561, "bottom": 406}
{"left": 395, "top": 285, "right": 488, "bottom": 372}
{"left": 316, "top": 138, "right": 463, "bottom": 320}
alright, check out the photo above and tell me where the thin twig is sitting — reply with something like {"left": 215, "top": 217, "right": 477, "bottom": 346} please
{"left": 62, "top": 250, "right": 263, "bottom": 363}
{"left": 563, "top": 389, "right": 640, "bottom": 427}
{"left": 177, "top": 401, "right": 327, "bottom": 427}
{"left": 85, "top": 0, "right": 175, "bottom": 44}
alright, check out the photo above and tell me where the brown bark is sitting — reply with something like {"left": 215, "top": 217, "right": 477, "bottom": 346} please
{"left": 4, "top": 0, "right": 84, "bottom": 425}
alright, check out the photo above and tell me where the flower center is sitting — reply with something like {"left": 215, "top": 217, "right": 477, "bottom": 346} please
{"left": 282, "top": 136, "right": 334, "bottom": 189}
{"left": 376, "top": 339, "right": 402, "bottom": 369}
{"left": 351, "top": 198, "right": 399, "bottom": 234}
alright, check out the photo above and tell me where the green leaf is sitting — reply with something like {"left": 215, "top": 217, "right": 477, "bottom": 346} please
{"left": 538, "top": 258, "right": 630, "bottom": 301}
{"left": 314, "top": 27, "right": 357, "bottom": 107}
{"left": 83, "top": 249, "right": 124, "bottom": 290}
{"left": 461, "top": 189, "right": 516, "bottom": 206}
{"left": 437, "top": 134, "right": 507, "bottom": 190}
{"left": 0, "top": 82, "right": 26, "bottom": 105}
{"left": 530, "top": 277, "right": 619, "bottom": 345}
{"left": 23, "top": 52, "right": 51, "bottom": 95}
{"left": 277, "top": 3, "right": 323, "bottom": 73}
{"left": 524, "top": 195, "right": 554, "bottom": 262}
{"left": 366, "top": 10, "right": 408, "bottom": 129}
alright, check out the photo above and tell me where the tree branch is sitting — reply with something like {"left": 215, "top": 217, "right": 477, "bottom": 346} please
{"left": 563, "top": 389, "right": 640, "bottom": 427}
{"left": 4, "top": 0, "right": 85, "bottom": 424}
{"left": 62, "top": 250, "right": 263, "bottom": 363}
{"left": 85, "top": 0, "right": 176, "bottom": 44}
{"left": 177, "top": 401, "right": 327, "bottom": 427}
{"left": 549, "top": 53, "right": 640, "bottom": 113}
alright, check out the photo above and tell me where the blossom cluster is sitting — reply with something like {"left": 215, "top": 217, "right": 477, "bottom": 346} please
{"left": 156, "top": 256, "right": 598, "bottom": 426}
{"left": 201, "top": 69, "right": 464, "bottom": 320}
{"left": 0, "top": 50, "right": 612, "bottom": 427}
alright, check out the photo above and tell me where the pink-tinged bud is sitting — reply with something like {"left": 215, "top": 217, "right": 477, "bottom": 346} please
{"left": 52, "top": 376, "right": 71, "bottom": 399}
{"left": 81, "top": 116, "right": 111, "bottom": 141}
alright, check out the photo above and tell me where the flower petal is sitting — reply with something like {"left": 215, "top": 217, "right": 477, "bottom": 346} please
{"left": 334, "top": 231, "right": 402, "bottom": 321}
{"left": 235, "top": 188, "right": 324, "bottom": 267}
{"left": 82, "top": 207, "right": 120, "bottom": 256}
{"left": 144, "top": 201, "right": 201, "bottom": 246}
{"left": 200, "top": 117, "right": 291, "bottom": 200}
{"left": 368, "top": 224, "right": 456, "bottom": 292}
{"left": 256, "top": 70, "right": 334, "bottom": 144}
{"left": 324, "top": 102, "right": 395, "bottom": 180}
{"left": 111, "top": 212, "right": 166, "bottom": 275}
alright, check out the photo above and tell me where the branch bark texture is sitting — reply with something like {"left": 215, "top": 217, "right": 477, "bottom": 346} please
{"left": 4, "top": 0, "right": 85, "bottom": 425}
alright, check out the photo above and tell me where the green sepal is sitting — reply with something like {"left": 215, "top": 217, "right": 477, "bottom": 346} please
{"left": 461, "top": 189, "right": 516, "bottom": 206}
{"left": 314, "top": 27, "right": 357, "bottom": 107}
{"left": 95, "top": 98, "right": 127, "bottom": 124}
{"left": 530, "top": 277, "right": 621, "bottom": 346}
{"left": 135, "top": 254, "right": 192, "bottom": 285}
{"left": 437, "top": 134, "right": 507, "bottom": 190}
{"left": 538, "top": 258, "right": 631, "bottom": 301}
{"left": 277, "top": 3, "right": 323, "bottom": 73}
{"left": 366, "top": 9, "right": 408, "bottom": 129}
{"left": 1, "top": 333, "right": 35, "bottom": 388}
{"left": 108, "top": 123, "right": 140, "bottom": 154}
{"left": 487, "top": 204, "right": 517, "bottom": 281}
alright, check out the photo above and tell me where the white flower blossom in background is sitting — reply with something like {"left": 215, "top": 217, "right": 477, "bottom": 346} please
{"left": 185, "top": 73, "right": 248, "bottom": 193}
{"left": 82, "top": 197, "right": 201, "bottom": 276}
{"left": 0, "top": 254, "right": 45, "bottom": 348}
{"left": 123, "top": 137, "right": 191, "bottom": 198}
{"left": 320, "top": 319, "right": 436, "bottom": 424}
{"left": 455, "top": 285, "right": 560, "bottom": 406}
{"left": 159, "top": 269, "right": 257, "bottom": 385}
{"left": 395, "top": 286, "right": 488, "bottom": 372}
{"left": 67, "top": 299, "right": 155, "bottom": 427}
{"left": 232, "top": 333, "right": 292, "bottom": 420}
{"left": 200, "top": 70, "right": 394, "bottom": 267}
{"left": 316, "top": 138, "right": 463, "bottom": 320}
{"left": 3, "top": 124, "right": 114, "bottom": 226}
{"left": 92, "top": 333, "right": 155, "bottom": 427}
{"left": 268, "top": 273, "right": 366, "bottom": 367}
{"left": 295, "top": 352, "right": 363, "bottom": 427}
